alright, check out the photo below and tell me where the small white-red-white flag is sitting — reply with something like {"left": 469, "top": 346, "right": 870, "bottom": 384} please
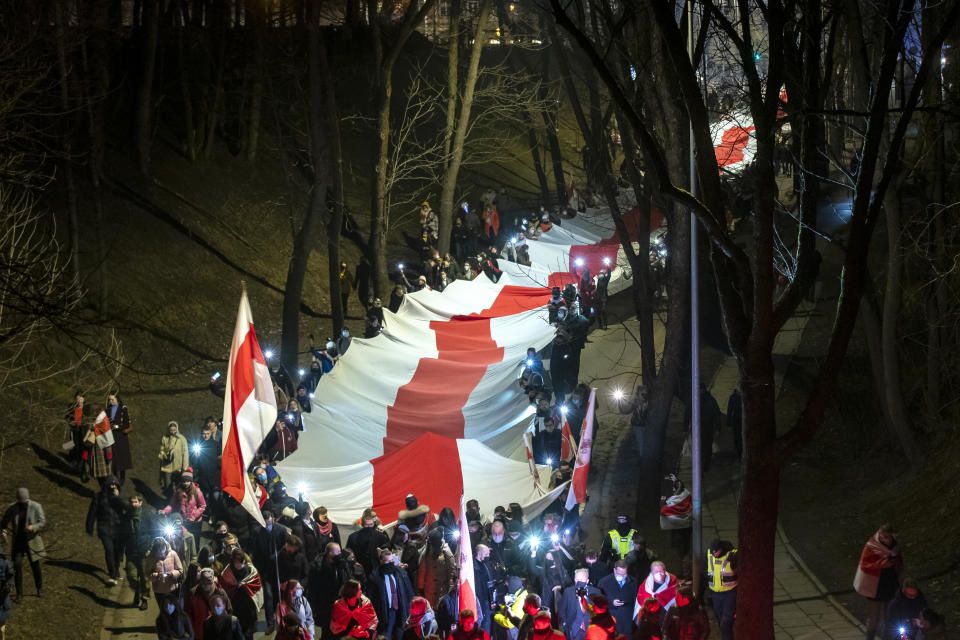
{"left": 560, "top": 417, "right": 577, "bottom": 463}
{"left": 457, "top": 494, "right": 477, "bottom": 617}
{"left": 565, "top": 388, "right": 596, "bottom": 510}
{"left": 522, "top": 431, "right": 540, "bottom": 489}
{"left": 221, "top": 289, "right": 277, "bottom": 528}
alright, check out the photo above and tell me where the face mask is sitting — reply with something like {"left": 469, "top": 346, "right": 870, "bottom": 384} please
{"left": 492, "top": 534, "right": 504, "bottom": 544}
{"left": 295, "top": 587, "right": 304, "bottom": 597}
{"left": 342, "top": 330, "right": 350, "bottom": 337}
{"left": 167, "top": 604, "right": 176, "bottom": 614}
{"left": 213, "top": 605, "right": 225, "bottom": 616}
{"left": 257, "top": 474, "right": 267, "bottom": 483}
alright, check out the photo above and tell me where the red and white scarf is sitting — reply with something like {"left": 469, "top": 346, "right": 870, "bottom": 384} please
{"left": 853, "top": 530, "right": 901, "bottom": 598}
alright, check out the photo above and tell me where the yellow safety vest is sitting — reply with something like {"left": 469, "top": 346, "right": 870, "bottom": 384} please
{"left": 493, "top": 588, "right": 527, "bottom": 629}
{"left": 707, "top": 549, "right": 738, "bottom": 592}
{"left": 607, "top": 529, "right": 637, "bottom": 559}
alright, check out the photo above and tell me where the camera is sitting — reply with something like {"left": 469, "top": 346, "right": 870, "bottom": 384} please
{"left": 576, "top": 586, "right": 587, "bottom": 598}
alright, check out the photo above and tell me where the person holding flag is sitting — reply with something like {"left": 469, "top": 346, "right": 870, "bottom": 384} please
{"left": 457, "top": 495, "right": 478, "bottom": 625}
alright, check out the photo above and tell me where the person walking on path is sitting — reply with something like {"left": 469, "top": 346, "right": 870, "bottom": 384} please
{"left": 661, "top": 587, "right": 708, "bottom": 640}
{"left": 597, "top": 560, "right": 638, "bottom": 637}
{"left": 0, "top": 549, "right": 13, "bottom": 640}
{"left": 156, "top": 593, "right": 195, "bottom": 640}
{"left": 160, "top": 421, "right": 190, "bottom": 496}
{"left": 160, "top": 468, "right": 207, "bottom": 540}
{"left": 106, "top": 394, "right": 133, "bottom": 485}
{"left": 330, "top": 580, "right": 378, "bottom": 640}
{"left": 146, "top": 537, "right": 184, "bottom": 608}
{"left": 706, "top": 539, "right": 737, "bottom": 640}
{"left": 126, "top": 493, "right": 154, "bottom": 610}
{"left": 854, "top": 524, "right": 903, "bottom": 640}
{"left": 90, "top": 408, "right": 115, "bottom": 486}
{"left": 66, "top": 391, "right": 89, "bottom": 475}
{"left": 0, "top": 488, "right": 45, "bottom": 600}
{"left": 339, "top": 263, "right": 356, "bottom": 318}
{"left": 85, "top": 475, "right": 127, "bottom": 585}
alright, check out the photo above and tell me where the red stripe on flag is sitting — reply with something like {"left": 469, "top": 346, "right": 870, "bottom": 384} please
{"left": 715, "top": 125, "right": 755, "bottom": 168}
{"left": 458, "top": 495, "right": 477, "bottom": 616}
{"left": 383, "top": 286, "right": 548, "bottom": 453}
{"left": 222, "top": 324, "right": 260, "bottom": 505}
{"left": 371, "top": 433, "right": 464, "bottom": 522}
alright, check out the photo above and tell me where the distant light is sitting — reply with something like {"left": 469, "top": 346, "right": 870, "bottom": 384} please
{"left": 264, "top": 349, "right": 274, "bottom": 359}
{"left": 560, "top": 405, "right": 568, "bottom": 414}
{"left": 298, "top": 369, "right": 305, "bottom": 377}
{"left": 612, "top": 388, "right": 625, "bottom": 401}
{"left": 526, "top": 359, "right": 533, "bottom": 366}
{"left": 564, "top": 529, "right": 570, "bottom": 535}
{"left": 546, "top": 458, "right": 553, "bottom": 465}
{"left": 163, "top": 525, "right": 175, "bottom": 537}
{"left": 630, "top": 66, "right": 637, "bottom": 81}
{"left": 297, "top": 482, "right": 308, "bottom": 495}
{"left": 529, "top": 536, "right": 540, "bottom": 547}
{"left": 550, "top": 533, "right": 559, "bottom": 543}
{"left": 308, "top": 392, "right": 315, "bottom": 399}
{"left": 192, "top": 444, "right": 201, "bottom": 455}
{"left": 531, "top": 39, "right": 542, "bottom": 45}
{"left": 754, "top": 52, "right": 761, "bottom": 61}
{"left": 603, "top": 257, "right": 611, "bottom": 266}
{"left": 509, "top": 3, "right": 514, "bottom": 9}
{"left": 942, "top": 56, "right": 948, "bottom": 65}
{"left": 660, "top": 249, "right": 668, "bottom": 257}
{"left": 452, "top": 530, "right": 461, "bottom": 539}
{"left": 574, "top": 258, "right": 584, "bottom": 267}
{"left": 398, "top": 263, "right": 405, "bottom": 270}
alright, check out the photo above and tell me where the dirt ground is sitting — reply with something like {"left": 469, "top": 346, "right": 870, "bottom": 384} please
{"left": 2, "top": 389, "right": 218, "bottom": 640}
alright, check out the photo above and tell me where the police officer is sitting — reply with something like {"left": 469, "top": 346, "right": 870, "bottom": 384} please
{"left": 706, "top": 538, "right": 737, "bottom": 640}
{"left": 598, "top": 514, "right": 637, "bottom": 566}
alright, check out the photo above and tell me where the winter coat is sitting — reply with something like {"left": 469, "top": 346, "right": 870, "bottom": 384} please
{"left": 278, "top": 548, "right": 310, "bottom": 584}
{"left": 661, "top": 603, "right": 709, "bottom": 640}
{"left": 86, "top": 480, "right": 128, "bottom": 538}
{"left": 308, "top": 555, "right": 353, "bottom": 630}
{"left": 1, "top": 499, "right": 47, "bottom": 561}
{"left": 417, "top": 542, "right": 458, "bottom": 608}
{"left": 160, "top": 433, "right": 190, "bottom": 473}
{"left": 146, "top": 542, "right": 184, "bottom": 595}
{"left": 203, "top": 614, "right": 246, "bottom": 640}
{"left": 278, "top": 594, "right": 316, "bottom": 639}
{"left": 367, "top": 566, "right": 415, "bottom": 632}
{"left": 219, "top": 561, "right": 264, "bottom": 631}
{"left": 597, "top": 574, "right": 639, "bottom": 636}
{"left": 156, "top": 606, "right": 195, "bottom": 640}
{"left": 187, "top": 585, "right": 229, "bottom": 640}
{"left": 402, "top": 610, "right": 438, "bottom": 640}
{"left": 107, "top": 402, "right": 133, "bottom": 473}
{"left": 162, "top": 485, "right": 207, "bottom": 523}
{"left": 558, "top": 583, "right": 603, "bottom": 640}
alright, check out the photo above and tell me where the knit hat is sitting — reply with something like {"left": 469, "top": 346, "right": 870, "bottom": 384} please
{"left": 405, "top": 494, "right": 419, "bottom": 510}
{"left": 16, "top": 488, "right": 29, "bottom": 502}
{"left": 181, "top": 468, "right": 194, "bottom": 482}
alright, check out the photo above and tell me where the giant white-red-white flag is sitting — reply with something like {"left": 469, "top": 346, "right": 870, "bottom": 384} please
{"left": 222, "top": 289, "right": 277, "bottom": 528}
{"left": 457, "top": 494, "right": 477, "bottom": 617}
{"left": 565, "top": 388, "right": 596, "bottom": 510}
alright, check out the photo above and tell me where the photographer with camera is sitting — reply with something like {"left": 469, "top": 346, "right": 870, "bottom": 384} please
{"left": 558, "top": 568, "right": 602, "bottom": 640}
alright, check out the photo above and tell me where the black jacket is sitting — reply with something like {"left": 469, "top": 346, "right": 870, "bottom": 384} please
{"left": 558, "top": 583, "right": 602, "bottom": 640}
{"left": 250, "top": 523, "right": 290, "bottom": 577}
{"left": 277, "top": 548, "right": 310, "bottom": 584}
{"left": 345, "top": 526, "right": 389, "bottom": 576}
{"left": 367, "top": 565, "right": 415, "bottom": 631}
{"left": 86, "top": 482, "right": 127, "bottom": 538}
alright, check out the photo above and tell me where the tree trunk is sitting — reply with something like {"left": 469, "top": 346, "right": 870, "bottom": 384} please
{"left": 202, "top": 0, "right": 227, "bottom": 160}
{"left": 245, "top": 0, "right": 264, "bottom": 163}
{"left": 136, "top": 0, "right": 160, "bottom": 175}
{"left": 441, "top": 0, "right": 460, "bottom": 162}
{"left": 177, "top": 2, "right": 199, "bottom": 161}
{"left": 541, "top": 101, "right": 565, "bottom": 204}
{"left": 437, "top": 0, "right": 491, "bottom": 257}
{"left": 880, "top": 184, "right": 920, "bottom": 467}
{"left": 523, "top": 108, "right": 550, "bottom": 204}
{"left": 53, "top": 0, "right": 81, "bottom": 287}
{"left": 369, "top": 58, "right": 392, "bottom": 300}
{"left": 858, "top": 294, "right": 895, "bottom": 437}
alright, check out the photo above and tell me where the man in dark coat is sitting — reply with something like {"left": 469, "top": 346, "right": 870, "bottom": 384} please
{"left": 583, "top": 550, "right": 610, "bottom": 588}
{"left": 558, "top": 569, "right": 603, "bottom": 640}
{"left": 532, "top": 418, "right": 562, "bottom": 466}
{"left": 597, "top": 560, "right": 638, "bottom": 636}
{"left": 474, "top": 544, "right": 494, "bottom": 633}
{"left": 367, "top": 549, "right": 415, "bottom": 640}
{"left": 685, "top": 383, "right": 722, "bottom": 472}
{"left": 277, "top": 534, "right": 310, "bottom": 584}
{"left": 85, "top": 475, "right": 127, "bottom": 585}
{"left": 250, "top": 510, "right": 290, "bottom": 634}
{"left": 307, "top": 542, "right": 352, "bottom": 638}
{"left": 106, "top": 395, "right": 133, "bottom": 484}
{"left": 345, "top": 508, "right": 389, "bottom": 576}
{"left": 125, "top": 493, "right": 154, "bottom": 610}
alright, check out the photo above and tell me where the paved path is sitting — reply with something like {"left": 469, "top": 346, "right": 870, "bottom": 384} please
{"left": 677, "top": 300, "right": 866, "bottom": 639}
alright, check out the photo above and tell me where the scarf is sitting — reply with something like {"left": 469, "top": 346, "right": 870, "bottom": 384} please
{"left": 853, "top": 531, "right": 901, "bottom": 598}
{"left": 316, "top": 519, "right": 333, "bottom": 537}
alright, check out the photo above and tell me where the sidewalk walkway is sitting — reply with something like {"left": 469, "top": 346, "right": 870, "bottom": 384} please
{"left": 679, "top": 302, "right": 866, "bottom": 639}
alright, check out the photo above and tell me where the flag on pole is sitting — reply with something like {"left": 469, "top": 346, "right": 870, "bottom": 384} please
{"left": 522, "top": 431, "right": 540, "bottom": 489}
{"left": 222, "top": 289, "right": 277, "bottom": 528}
{"left": 565, "top": 388, "right": 596, "bottom": 510}
{"left": 457, "top": 494, "right": 477, "bottom": 617}
{"left": 560, "top": 417, "right": 577, "bottom": 463}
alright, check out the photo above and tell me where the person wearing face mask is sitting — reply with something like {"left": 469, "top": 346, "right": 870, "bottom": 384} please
{"left": 307, "top": 542, "right": 350, "bottom": 637}
{"left": 346, "top": 508, "right": 389, "bottom": 576}
{"left": 634, "top": 561, "right": 677, "bottom": 624}
{"left": 276, "top": 579, "right": 315, "bottom": 639}
{"left": 187, "top": 568, "right": 228, "bottom": 639}
{"left": 219, "top": 548, "right": 264, "bottom": 639}
{"left": 159, "top": 421, "right": 190, "bottom": 496}
{"left": 452, "top": 609, "right": 490, "bottom": 640}
{"left": 597, "top": 560, "right": 638, "bottom": 636}
{"left": 599, "top": 515, "right": 638, "bottom": 567}
{"left": 85, "top": 475, "right": 126, "bottom": 586}
{"left": 330, "top": 580, "right": 378, "bottom": 640}
{"left": 146, "top": 537, "right": 184, "bottom": 609}
{"left": 251, "top": 511, "right": 289, "bottom": 633}
{"left": 473, "top": 545, "right": 494, "bottom": 633}
{"left": 160, "top": 468, "right": 207, "bottom": 540}
{"left": 203, "top": 594, "right": 245, "bottom": 640}
{"left": 485, "top": 521, "right": 523, "bottom": 586}
{"left": 368, "top": 549, "right": 414, "bottom": 640}
{"left": 418, "top": 528, "right": 457, "bottom": 610}
{"left": 558, "top": 568, "right": 602, "bottom": 640}
{"left": 156, "top": 593, "right": 195, "bottom": 640}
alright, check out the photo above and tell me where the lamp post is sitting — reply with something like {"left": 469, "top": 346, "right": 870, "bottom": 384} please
{"left": 687, "top": 0, "right": 703, "bottom": 596}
